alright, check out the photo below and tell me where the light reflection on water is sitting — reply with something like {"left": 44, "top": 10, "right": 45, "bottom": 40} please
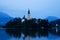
{"left": 0, "top": 29, "right": 60, "bottom": 40}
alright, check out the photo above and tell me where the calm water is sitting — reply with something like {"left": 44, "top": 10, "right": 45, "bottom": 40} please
{"left": 0, "top": 29, "right": 60, "bottom": 40}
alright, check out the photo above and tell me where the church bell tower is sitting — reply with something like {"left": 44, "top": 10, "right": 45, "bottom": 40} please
{"left": 27, "top": 9, "right": 30, "bottom": 20}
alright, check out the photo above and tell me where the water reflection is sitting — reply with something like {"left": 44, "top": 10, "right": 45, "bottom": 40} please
{"left": 0, "top": 28, "right": 60, "bottom": 40}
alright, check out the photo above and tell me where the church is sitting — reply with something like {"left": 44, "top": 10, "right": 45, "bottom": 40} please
{"left": 22, "top": 9, "right": 31, "bottom": 22}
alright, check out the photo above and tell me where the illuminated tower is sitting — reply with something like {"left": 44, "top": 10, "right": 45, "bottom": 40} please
{"left": 27, "top": 9, "right": 30, "bottom": 20}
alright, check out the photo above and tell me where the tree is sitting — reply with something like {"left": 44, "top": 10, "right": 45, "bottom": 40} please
{"left": 37, "top": 19, "right": 49, "bottom": 37}
{"left": 22, "top": 19, "right": 31, "bottom": 40}
{"left": 22, "top": 18, "right": 37, "bottom": 40}
{"left": 40, "top": 19, "right": 49, "bottom": 36}
{"left": 22, "top": 18, "right": 27, "bottom": 40}
{"left": 5, "top": 18, "right": 22, "bottom": 40}
{"left": 37, "top": 19, "right": 42, "bottom": 37}
{"left": 29, "top": 18, "right": 37, "bottom": 38}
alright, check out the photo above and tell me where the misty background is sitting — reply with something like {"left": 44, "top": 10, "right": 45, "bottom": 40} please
{"left": 0, "top": 0, "right": 60, "bottom": 18}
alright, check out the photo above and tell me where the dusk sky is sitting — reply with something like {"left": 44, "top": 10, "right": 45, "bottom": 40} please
{"left": 0, "top": 0, "right": 60, "bottom": 18}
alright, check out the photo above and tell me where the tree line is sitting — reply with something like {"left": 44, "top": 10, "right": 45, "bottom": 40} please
{"left": 3, "top": 18, "right": 57, "bottom": 40}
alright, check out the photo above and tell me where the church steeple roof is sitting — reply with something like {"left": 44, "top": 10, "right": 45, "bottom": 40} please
{"left": 28, "top": 8, "right": 30, "bottom": 14}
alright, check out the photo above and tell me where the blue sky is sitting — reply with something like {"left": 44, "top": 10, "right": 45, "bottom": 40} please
{"left": 0, "top": 0, "right": 60, "bottom": 18}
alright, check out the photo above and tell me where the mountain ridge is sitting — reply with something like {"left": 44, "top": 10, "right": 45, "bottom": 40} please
{"left": 0, "top": 12, "right": 13, "bottom": 26}
{"left": 45, "top": 16, "right": 59, "bottom": 22}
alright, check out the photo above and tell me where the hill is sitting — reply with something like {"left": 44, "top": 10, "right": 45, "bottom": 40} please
{"left": 46, "top": 16, "right": 58, "bottom": 22}
{"left": 0, "top": 12, "right": 13, "bottom": 26}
